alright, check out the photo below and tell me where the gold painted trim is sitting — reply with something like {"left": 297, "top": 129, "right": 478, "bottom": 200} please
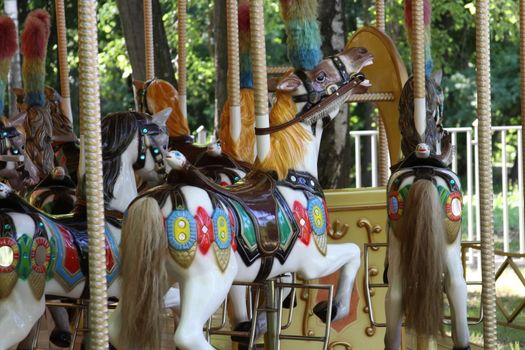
{"left": 357, "top": 219, "right": 383, "bottom": 251}
{"left": 329, "top": 341, "right": 353, "bottom": 349}
{"left": 329, "top": 204, "right": 386, "bottom": 212}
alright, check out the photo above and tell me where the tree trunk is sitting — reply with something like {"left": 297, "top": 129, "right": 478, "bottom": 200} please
{"left": 214, "top": 0, "right": 228, "bottom": 134}
{"left": 317, "top": 0, "right": 351, "bottom": 189}
{"left": 4, "top": 0, "right": 22, "bottom": 117}
{"left": 115, "top": 0, "right": 176, "bottom": 87}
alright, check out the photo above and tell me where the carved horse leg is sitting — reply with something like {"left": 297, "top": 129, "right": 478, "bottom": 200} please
{"left": 172, "top": 253, "right": 237, "bottom": 350}
{"left": 444, "top": 236, "right": 469, "bottom": 348}
{"left": 384, "top": 228, "right": 403, "bottom": 350}
{"left": 0, "top": 284, "right": 45, "bottom": 350}
{"left": 282, "top": 241, "right": 361, "bottom": 323}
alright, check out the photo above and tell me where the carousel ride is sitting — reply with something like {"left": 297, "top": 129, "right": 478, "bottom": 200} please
{"left": 0, "top": 0, "right": 506, "bottom": 349}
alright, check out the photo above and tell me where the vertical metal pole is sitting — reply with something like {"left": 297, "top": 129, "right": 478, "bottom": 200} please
{"left": 144, "top": 0, "right": 154, "bottom": 80}
{"left": 476, "top": 0, "right": 497, "bottom": 346}
{"left": 178, "top": 0, "right": 188, "bottom": 118}
{"left": 371, "top": 133, "right": 378, "bottom": 187}
{"left": 355, "top": 136, "right": 362, "bottom": 188}
{"left": 265, "top": 279, "right": 279, "bottom": 350}
{"left": 518, "top": 129, "right": 524, "bottom": 253}
{"left": 78, "top": 0, "right": 108, "bottom": 349}
{"left": 55, "top": 0, "right": 73, "bottom": 123}
{"left": 467, "top": 129, "right": 474, "bottom": 262}
{"left": 501, "top": 131, "right": 509, "bottom": 251}
{"left": 451, "top": 131, "right": 458, "bottom": 173}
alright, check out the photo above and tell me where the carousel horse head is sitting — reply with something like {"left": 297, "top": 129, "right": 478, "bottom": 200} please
{"left": 206, "top": 141, "right": 222, "bottom": 157}
{"left": 256, "top": 46, "right": 373, "bottom": 179}
{"left": 44, "top": 86, "right": 78, "bottom": 143}
{"left": 133, "top": 78, "right": 190, "bottom": 137}
{"left": 165, "top": 150, "right": 188, "bottom": 170}
{"left": 398, "top": 71, "right": 453, "bottom": 164}
{"left": 0, "top": 115, "right": 39, "bottom": 189}
{"left": 99, "top": 108, "right": 170, "bottom": 203}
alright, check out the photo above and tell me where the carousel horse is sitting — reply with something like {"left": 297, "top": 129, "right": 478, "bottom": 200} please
{"left": 14, "top": 86, "right": 80, "bottom": 181}
{"left": 0, "top": 110, "right": 172, "bottom": 350}
{"left": 134, "top": 78, "right": 253, "bottom": 185}
{"left": 384, "top": 74, "right": 470, "bottom": 350}
{"left": 109, "top": 46, "right": 373, "bottom": 350}
{"left": 0, "top": 116, "right": 40, "bottom": 191}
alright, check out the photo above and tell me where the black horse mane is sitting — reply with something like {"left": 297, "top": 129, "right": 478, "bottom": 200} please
{"left": 100, "top": 111, "right": 152, "bottom": 202}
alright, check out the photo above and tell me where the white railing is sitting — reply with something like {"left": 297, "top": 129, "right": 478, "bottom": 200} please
{"left": 350, "top": 122, "right": 525, "bottom": 256}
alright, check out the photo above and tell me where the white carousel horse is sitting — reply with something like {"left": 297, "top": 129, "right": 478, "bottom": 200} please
{"left": 109, "top": 46, "right": 373, "bottom": 350}
{"left": 0, "top": 109, "right": 173, "bottom": 350}
{"left": 384, "top": 75, "right": 470, "bottom": 350}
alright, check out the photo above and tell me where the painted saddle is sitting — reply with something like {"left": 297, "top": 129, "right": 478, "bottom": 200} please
{"left": 138, "top": 164, "right": 329, "bottom": 282}
{"left": 0, "top": 191, "right": 120, "bottom": 299}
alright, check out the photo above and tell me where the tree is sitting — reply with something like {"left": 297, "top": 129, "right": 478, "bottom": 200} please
{"left": 317, "top": 0, "right": 352, "bottom": 188}
{"left": 115, "top": 0, "right": 176, "bottom": 87}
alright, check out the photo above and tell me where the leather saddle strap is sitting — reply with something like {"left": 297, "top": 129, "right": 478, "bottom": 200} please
{"left": 0, "top": 212, "right": 17, "bottom": 239}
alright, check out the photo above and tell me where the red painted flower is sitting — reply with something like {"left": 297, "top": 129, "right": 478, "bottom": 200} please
{"left": 195, "top": 207, "right": 213, "bottom": 254}
{"left": 293, "top": 201, "right": 311, "bottom": 245}
{"left": 227, "top": 208, "right": 237, "bottom": 252}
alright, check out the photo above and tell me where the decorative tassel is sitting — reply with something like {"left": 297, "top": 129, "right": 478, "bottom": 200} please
{"left": 279, "top": 0, "right": 322, "bottom": 70}
{"left": 238, "top": 0, "right": 253, "bottom": 89}
{"left": 0, "top": 16, "right": 18, "bottom": 114}
{"left": 404, "top": 0, "right": 433, "bottom": 76}
{"left": 21, "top": 9, "right": 51, "bottom": 108}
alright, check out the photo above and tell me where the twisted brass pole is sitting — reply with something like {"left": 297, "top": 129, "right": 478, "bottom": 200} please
{"left": 78, "top": 0, "right": 108, "bottom": 348}
{"left": 375, "top": 0, "right": 388, "bottom": 186}
{"left": 227, "top": 0, "right": 240, "bottom": 107}
{"left": 144, "top": 0, "right": 154, "bottom": 80}
{"left": 55, "top": 0, "right": 73, "bottom": 123}
{"left": 178, "top": 0, "right": 187, "bottom": 118}
{"left": 249, "top": 0, "right": 270, "bottom": 161}
{"left": 412, "top": 0, "right": 426, "bottom": 139}
{"left": 476, "top": 0, "right": 497, "bottom": 347}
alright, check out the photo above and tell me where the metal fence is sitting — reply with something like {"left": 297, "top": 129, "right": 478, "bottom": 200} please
{"left": 350, "top": 122, "right": 525, "bottom": 256}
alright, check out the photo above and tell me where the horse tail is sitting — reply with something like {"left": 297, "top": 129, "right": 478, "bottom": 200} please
{"left": 119, "top": 197, "right": 168, "bottom": 350}
{"left": 398, "top": 179, "right": 444, "bottom": 337}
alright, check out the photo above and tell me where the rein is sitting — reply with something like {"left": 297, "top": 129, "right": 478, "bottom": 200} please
{"left": 137, "top": 78, "right": 155, "bottom": 114}
{"left": 132, "top": 121, "right": 166, "bottom": 177}
{"left": 255, "top": 71, "right": 365, "bottom": 136}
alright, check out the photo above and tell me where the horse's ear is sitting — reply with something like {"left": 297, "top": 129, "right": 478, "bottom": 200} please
{"left": 276, "top": 75, "right": 303, "bottom": 92}
{"left": 12, "top": 87, "right": 25, "bottom": 97}
{"left": 133, "top": 80, "right": 145, "bottom": 90}
{"left": 152, "top": 107, "right": 171, "bottom": 127}
{"left": 431, "top": 70, "right": 443, "bottom": 86}
{"left": 9, "top": 111, "right": 27, "bottom": 127}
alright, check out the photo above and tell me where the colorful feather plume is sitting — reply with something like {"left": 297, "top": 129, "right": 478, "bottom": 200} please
{"left": 404, "top": 0, "right": 433, "bottom": 76}
{"left": 0, "top": 16, "right": 18, "bottom": 114}
{"left": 238, "top": 0, "right": 253, "bottom": 89}
{"left": 21, "top": 9, "right": 51, "bottom": 107}
{"left": 279, "top": 0, "right": 322, "bottom": 70}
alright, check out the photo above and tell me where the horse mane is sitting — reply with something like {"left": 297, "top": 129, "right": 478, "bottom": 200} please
{"left": 254, "top": 91, "right": 312, "bottom": 179}
{"left": 145, "top": 79, "right": 190, "bottom": 137}
{"left": 44, "top": 86, "right": 76, "bottom": 141}
{"left": 219, "top": 88, "right": 255, "bottom": 163}
{"left": 24, "top": 104, "right": 54, "bottom": 177}
{"left": 101, "top": 111, "right": 149, "bottom": 202}
{"left": 399, "top": 76, "right": 443, "bottom": 157}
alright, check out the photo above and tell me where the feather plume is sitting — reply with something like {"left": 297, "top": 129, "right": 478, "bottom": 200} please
{"left": 0, "top": 16, "right": 18, "bottom": 114}
{"left": 404, "top": 0, "right": 433, "bottom": 76}
{"left": 21, "top": 9, "right": 51, "bottom": 107}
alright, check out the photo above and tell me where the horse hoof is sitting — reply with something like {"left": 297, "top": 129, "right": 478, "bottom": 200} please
{"left": 282, "top": 291, "right": 297, "bottom": 309}
{"left": 313, "top": 301, "right": 337, "bottom": 323}
{"left": 231, "top": 321, "right": 252, "bottom": 343}
{"left": 49, "top": 329, "right": 72, "bottom": 348}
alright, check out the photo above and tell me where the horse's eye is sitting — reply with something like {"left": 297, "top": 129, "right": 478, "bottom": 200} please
{"left": 316, "top": 72, "right": 327, "bottom": 83}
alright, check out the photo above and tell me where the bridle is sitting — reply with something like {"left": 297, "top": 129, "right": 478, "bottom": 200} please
{"left": 133, "top": 119, "right": 166, "bottom": 177}
{"left": 255, "top": 56, "right": 365, "bottom": 136}
{"left": 137, "top": 78, "right": 155, "bottom": 115}
{"left": 0, "top": 126, "right": 24, "bottom": 171}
